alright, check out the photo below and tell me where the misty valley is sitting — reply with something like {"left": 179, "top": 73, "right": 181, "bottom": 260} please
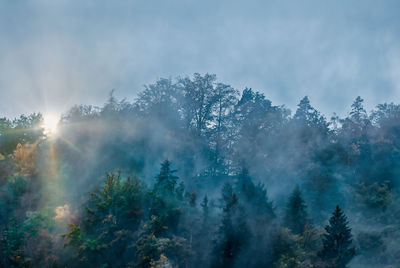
{"left": 1, "top": 74, "right": 400, "bottom": 268}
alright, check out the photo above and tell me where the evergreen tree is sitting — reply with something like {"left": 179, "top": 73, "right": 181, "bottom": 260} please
{"left": 235, "top": 168, "right": 275, "bottom": 221}
{"left": 235, "top": 168, "right": 252, "bottom": 190}
{"left": 340, "top": 96, "right": 370, "bottom": 142}
{"left": 201, "top": 195, "right": 209, "bottom": 225}
{"left": 293, "top": 96, "right": 330, "bottom": 139}
{"left": 191, "top": 195, "right": 213, "bottom": 268}
{"left": 136, "top": 160, "right": 190, "bottom": 267}
{"left": 212, "top": 183, "right": 249, "bottom": 268}
{"left": 153, "top": 160, "right": 178, "bottom": 196}
{"left": 349, "top": 96, "right": 367, "bottom": 123}
{"left": 284, "top": 185, "right": 309, "bottom": 235}
{"left": 150, "top": 160, "right": 183, "bottom": 236}
{"left": 294, "top": 96, "right": 319, "bottom": 124}
{"left": 319, "top": 206, "right": 355, "bottom": 268}
{"left": 63, "top": 172, "right": 145, "bottom": 267}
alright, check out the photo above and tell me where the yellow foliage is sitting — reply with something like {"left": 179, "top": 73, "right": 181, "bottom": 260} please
{"left": 11, "top": 143, "right": 38, "bottom": 177}
{"left": 0, "top": 153, "right": 5, "bottom": 161}
{"left": 54, "top": 204, "right": 71, "bottom": 221}
{"left": 151, "top": 254, "right": 171, "bottom": 268}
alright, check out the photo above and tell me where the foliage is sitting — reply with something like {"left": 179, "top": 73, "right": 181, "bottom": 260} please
{"left": 2, "top": 74, "right": 400, "bottom": 267}
{"left": 284, "top": 186, "right": 310, "bottom": 235}
{"left": 319, "top": 206, "right": 355, "bottom": 268}
{"left": 353, "top": 181, "right": 394, "bottom": 211}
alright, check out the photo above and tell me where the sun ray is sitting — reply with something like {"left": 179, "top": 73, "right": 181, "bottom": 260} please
{"left": 43, "top": 114, "right": 59, "bottom": 136}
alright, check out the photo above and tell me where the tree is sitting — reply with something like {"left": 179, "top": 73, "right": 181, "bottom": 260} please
{"left": 233, "top": 169, "right": 277, "bottom": 267}
{"left": 235, "top": 168, "right": 275, "bottom": 222}
{"left": 63, "top": 172, "right": 145, "bottom": 267}
{"left": 294, "top": 96, "right": 319, "bottom": 124}
{"left": 11, "top": 143, "right": 39, "bottom": 178}
{"left": 150, "top": 160, "right": 184, "bottom": 234}
{"left": 319, "top": 206, "right": 355, "bottom": 268}
{"left": 293, "top": 96, "right": 330, "bottom": 141}
{"left": 153, "top": 160, "right": 179, "bottom": 198}
{"left": 349, "top": 96, "right": 367, "bottom": 123}
{"left": 135, "top": 217, "right": 190, "bottom": 268}
{"left": 284, "top": 186, "right": 309, "bottom": 235}
{"left": 60, "top": 105, "right": 100, "bottom": 123}
{"left": 340, "top": 96, "right": 370, "bottom": 141}
{"left": 177, "top": 73, "right": 219, "bottom": 136}
{"left": 189, "top": 195, "right": 213, "bottom": 268}
{"left": 136, "top": 160, "right": 190, "bottom": 268}
{"left": 200, "top": 195, "right": 209, "bottom": 224}
{"left": 232, "top": 89, "right": 289, "bottom": 171}
{"left": 212, "top": 183, "right": 249, "bottom": 268}
{"left": 209, "top": 83, "right": 239, "bottom": 176}
{"left": 1, "top": 218, "right": 28, "bottom": 267}
{"left": 0, "top": 114, "right": 44, "bottom": 155}
{"left": 135, "top": 78, "right": 181, "bottom": 123}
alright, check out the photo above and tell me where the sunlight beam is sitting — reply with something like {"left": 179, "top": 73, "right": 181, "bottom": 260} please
{"left": 43, "top": 114, "right": 59, "bottom": 136}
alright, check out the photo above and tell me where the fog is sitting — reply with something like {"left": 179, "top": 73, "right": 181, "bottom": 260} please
{"left": 1, "top": 0, "right": 400, "bottom": 118}
{"left": 1, "top": 73, "right": 400, "bottom": 267}
{"left": 1, "top": 1, "right": 400, "bottom": 267}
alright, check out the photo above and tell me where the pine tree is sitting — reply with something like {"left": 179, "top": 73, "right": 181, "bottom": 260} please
{"left": 294, "top": 96, "right": 319, "bottom": 124}
{"left": 63, "top": 172, "right": 145, "bottom": 267}
{"left": 235, "top": 168, "right": 252, "bottom": 190}
{"left": 341, "top": 96, "right": 370, "bottom": 141}
{"left": 150, "top": 160, "right": 183, "bottom": 235}
{"left": 191, "top": 195, "right": 212, "bottom": 268}
{"left": 153, "top": 160, "right": 178, "bottom": 197}
{"left": 284, "top": 185, "right": 309, "bottom": 235}
{"left": 319, "top": 206, "right": 355, "bottom": 268}
{"left": 235, "top": 168, "right": 275, "bottom": 221}
{"left": 212, "top": 183, "right": 249, "bottom": 268}
{"left": 349, "top": 96, "right": 367, "bottom": 123}
{"left": 200, "top": 195, "right": 209, "bottom": 225}
{"left": 136, "top": 161, "right": 189, "bottom": 267}
{"left": 234, "top": 169, "right": 275, "bottom": 267}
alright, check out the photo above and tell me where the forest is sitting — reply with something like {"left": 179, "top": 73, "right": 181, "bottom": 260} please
{"left": 0, "top": 73, "right": 399, "bottom": 268}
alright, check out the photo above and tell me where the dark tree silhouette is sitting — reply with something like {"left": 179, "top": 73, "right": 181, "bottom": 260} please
{"left": 212, "top": 183, "right": 249, "bottom": 268}
{"left": 319, "top": 206, "right": 356, "bottom": 268}
{"left": 284, "top": 185, "right": 309, "bottom": 235}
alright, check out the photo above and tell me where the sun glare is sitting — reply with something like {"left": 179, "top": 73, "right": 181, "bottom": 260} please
{"left": 43, "top": 114, "right": 59, "bottom": 136}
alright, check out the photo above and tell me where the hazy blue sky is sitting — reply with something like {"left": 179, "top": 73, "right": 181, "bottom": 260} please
{"left": 1, "top": 0, "right": 400, "bottom": 118}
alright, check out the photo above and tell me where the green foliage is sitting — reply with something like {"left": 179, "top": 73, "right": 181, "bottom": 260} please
{"left": 6, "top": 176, "right": 30, "bottom": 197}
{"left": 271, "top": 228, "right": 298, "bottom": 267}
{"left": 150, "top": 161, "right": 184, "bottom": 235}
{"left": 153, "top": 160, "right": 178, "bottom": 197}
{"left": 86, "top": 171, "right": 144, "bottom": 227}
{"left": 319, "top": 206, "right": 355, "bottom": 268}
{"left": 284, "top": 186, "right": 310, "bottom": 235}
{"left": 63, "top": 171, "right": 145, "bottom": 266}
{"left": 212, "top": 182, "right": 250, "bottom": 268}
{"left": 136, "top": 232, "right": 159, "bottom": 268}
{"left": 136, "top": 232, "right": 190, "bottom": 268}
{"left": 0, "top": 218, "right": 31, "bottom": 267}
{"left": 0, "top": 176, "right": 31, "bottom": 220}
{"left": 23, "top": 207, "right": 56, "bottom": 237}
{"left": 3, "top": 80, "right": 400, "bottom": 267}
{"left": 62, "top": 223, "right": 98, "bottom": 260}
{"left": 0, "top": 113, "right": 44, "bottom": 155}
{"left": 236, "top": 168, "right": 275, "bottom": 224}
{"left": 135, "top": 161, "right": 191, "bottom": 267}
{"left": 354, "top": 181, "right": 393, "bottom": 211}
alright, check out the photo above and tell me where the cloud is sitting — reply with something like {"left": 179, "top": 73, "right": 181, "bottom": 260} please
{"left": 1, "top": 0, "right": 400, "bottom": 118}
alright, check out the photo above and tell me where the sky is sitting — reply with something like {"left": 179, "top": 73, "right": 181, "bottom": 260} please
{"left": 1, "top": 0, "right": 400, "bottom": 119}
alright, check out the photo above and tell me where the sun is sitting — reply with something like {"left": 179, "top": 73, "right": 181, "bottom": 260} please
{"left": 43, "top": 114, "right": 59, "bottom": 136}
